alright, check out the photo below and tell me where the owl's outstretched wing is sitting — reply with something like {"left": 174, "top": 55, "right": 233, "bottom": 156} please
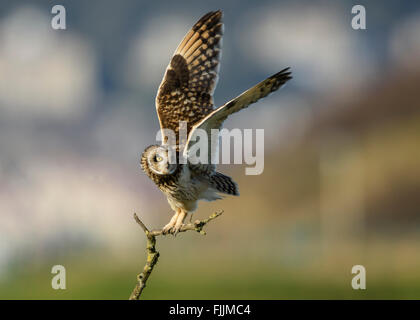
{"left": 156, "top": 10, "right": 223, "bottom": 147}
{"left": 183, "top": 68, "right": 292, "bottom": 164}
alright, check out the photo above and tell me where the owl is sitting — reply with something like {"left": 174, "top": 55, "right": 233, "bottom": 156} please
{"left": 141, "top": 10, "right": 292, "bottom": 234}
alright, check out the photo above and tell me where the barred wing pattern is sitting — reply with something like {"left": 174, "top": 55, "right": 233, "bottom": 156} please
{"left": 156, "top": 10, "right": 223, "bottom": 148}
{"left": 184, "top": 68, "right": 293, "bottom": 164}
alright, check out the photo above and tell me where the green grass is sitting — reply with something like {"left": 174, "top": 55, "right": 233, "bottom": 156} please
{"left": 1, "top": 250, "right": 419, "bottom": 299}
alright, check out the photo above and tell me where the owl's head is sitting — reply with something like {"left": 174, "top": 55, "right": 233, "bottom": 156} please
{"left": 141, "top": 145, "right": 177, "bottom": 176}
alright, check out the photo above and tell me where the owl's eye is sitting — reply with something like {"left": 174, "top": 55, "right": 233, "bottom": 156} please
{"left": 155, "top": 156, "right": 163, "bottom": 162}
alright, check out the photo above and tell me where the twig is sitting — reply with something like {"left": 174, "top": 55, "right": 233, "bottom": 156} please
{"left": 129, "top": 210, "right": 224, "bottom": 300}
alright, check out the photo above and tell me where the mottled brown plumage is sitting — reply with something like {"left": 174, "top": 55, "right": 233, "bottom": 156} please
{"left": 156, "top": 10, "right": 223, "bottom": 147}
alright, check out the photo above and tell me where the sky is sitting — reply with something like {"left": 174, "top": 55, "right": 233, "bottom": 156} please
{"left": 0, "top": 0, "right": 419, "bottom": 275}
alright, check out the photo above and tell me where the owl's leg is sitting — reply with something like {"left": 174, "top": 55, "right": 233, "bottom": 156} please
{"left": 162, "top": 209, "right": 180, "bottom": 235}
{"left": 172, "top": 209, "right": 187, "bottom": 235}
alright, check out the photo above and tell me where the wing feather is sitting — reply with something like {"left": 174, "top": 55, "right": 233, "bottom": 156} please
{"left": 184, "top": 68, "right": 292, "bottom": 163}
{"left": 156, "top": 10, "right": 223, "bottom": 147}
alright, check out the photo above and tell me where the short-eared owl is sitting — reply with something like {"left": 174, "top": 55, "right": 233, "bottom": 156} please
{"left": 141, "top": 10, "right": 292, "bottom": 234}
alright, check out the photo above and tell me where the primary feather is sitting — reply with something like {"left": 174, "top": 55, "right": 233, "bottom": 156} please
{"left": 184, "top": 68, "right": 292, "bottom": 162}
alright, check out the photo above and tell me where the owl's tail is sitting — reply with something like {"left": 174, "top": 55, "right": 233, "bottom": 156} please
{"left": 210, "top": 172, "right": 239, "bottom": 196}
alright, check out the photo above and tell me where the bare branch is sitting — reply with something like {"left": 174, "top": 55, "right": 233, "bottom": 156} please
{"left": 129, "top": 210, "right": 223, "bottom": 300}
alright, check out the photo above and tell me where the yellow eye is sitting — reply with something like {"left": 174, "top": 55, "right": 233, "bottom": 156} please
{"left": 156, "top": 156, "right": 163, "bottom": 162}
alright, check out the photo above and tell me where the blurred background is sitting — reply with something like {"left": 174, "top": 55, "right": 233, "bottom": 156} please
{"left": 0, "top": 0, "right": 419, "bottom": 299}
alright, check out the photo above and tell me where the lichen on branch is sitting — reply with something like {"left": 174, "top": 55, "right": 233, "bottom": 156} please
{"left": 129, "top": 210, "right": 223, "bottom": 300}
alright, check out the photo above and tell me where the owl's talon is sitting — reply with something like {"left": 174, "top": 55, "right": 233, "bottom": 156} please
{"left": 171, "top": 223, "right": 185, "bottom": 236}
{"left": 162, "top": 224, "right": 173, "bottom": 235}
{"left": 162, "top": 219, "right": 177, "bottom": 235}
{"left": 162, "top": 210, "right": 186, "bottom": 236}
{"left": 171, "top": 210, "right": 187, "bottom": 236}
